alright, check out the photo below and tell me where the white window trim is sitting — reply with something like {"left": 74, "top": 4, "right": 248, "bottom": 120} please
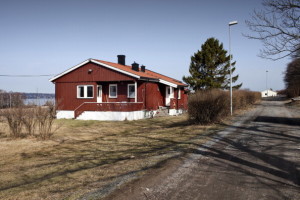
{"left": 77, "top": 85, "right": 94, "bottom": 99}
{"left": 109, "top": 84, "right": 118, "bottom": 98}
{"left": 127, "top": 84, "right": 135, "bottom": 98}
{"left": 178, "top": 88, "right": 181, "bottom": 99}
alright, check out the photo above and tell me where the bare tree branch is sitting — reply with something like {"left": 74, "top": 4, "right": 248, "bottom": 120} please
{"left": 245, "top": 0, "right": 300, "bottom": 60}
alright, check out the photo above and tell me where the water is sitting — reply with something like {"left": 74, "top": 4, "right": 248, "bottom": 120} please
{"left": 24, "top": 98, "right": 55, "bottom": 106}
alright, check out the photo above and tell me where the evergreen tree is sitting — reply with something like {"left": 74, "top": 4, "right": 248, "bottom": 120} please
{"left": 183, "top": 37, "right": 242, "bottom": 90}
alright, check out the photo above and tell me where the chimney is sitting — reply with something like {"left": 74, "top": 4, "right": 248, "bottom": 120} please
{"left": 117, "top": 55, "right": 126, "bottom": 65}
{"left": 131, "top": 62, "right": 139, "bottom": 71}
{"left": 141, "top": 65, "right": 146, "bottom": 72}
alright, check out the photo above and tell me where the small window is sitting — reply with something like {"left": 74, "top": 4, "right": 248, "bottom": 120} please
{"left": 77, "top": 85, "right": 94, "bottom": 98}
{"left": 178, "top": 89, "right": 181, "bottom": 99}
{"left": 87, "top": 86, "right": 93, "bottom": 98}
{"left": 128, "top": 84, "right": 135, "bottom": 98}
{"left": 78, "top": 86, "right": 84, "bottom": 98}
{"left": 109, "top": 84, "right": 117, "bottom": 98}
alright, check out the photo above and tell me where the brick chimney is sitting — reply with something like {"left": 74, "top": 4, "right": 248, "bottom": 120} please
{"left": 117, "top": 55, "right": 126, "bottom": 65}
{"left": 141, "top": 65, "right": 146, "bottom": 72}
{"left": 131, "top": 62, "right": 139, "bottom": 71}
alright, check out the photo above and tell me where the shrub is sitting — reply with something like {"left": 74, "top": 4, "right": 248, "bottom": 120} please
{"left": 21, "top": 108, "right": 37, "bottom": 136}
{"left": 0, "top": 102, "right": 57, "bottom": 140}
{"left": 35, "top": 103, "right": 56, "bottom": 140}
{"left": 0, "top": 108, "right": 24, "bottom": 138}
{"left": 188, "top": 90, "right": 229, "bottom": 124}
{"left": 188, "top": 89, "right": 260, "bottom": 124}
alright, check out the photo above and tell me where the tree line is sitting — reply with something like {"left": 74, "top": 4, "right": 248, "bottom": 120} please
{"left": 0, "top": 90, "right": 24, "bottom": 109}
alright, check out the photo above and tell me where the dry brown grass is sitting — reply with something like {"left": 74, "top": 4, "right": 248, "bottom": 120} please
{"left": 0, "top": 115, "right": 217, "bottom": 200}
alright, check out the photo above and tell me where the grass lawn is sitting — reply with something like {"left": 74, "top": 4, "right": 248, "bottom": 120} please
{"left": 0, "top": 115, "right": 219, "bottom": 200}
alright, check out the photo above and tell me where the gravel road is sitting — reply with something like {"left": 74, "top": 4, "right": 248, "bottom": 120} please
{"left": 104, "top": 101, "right": 300, "bottom": 200}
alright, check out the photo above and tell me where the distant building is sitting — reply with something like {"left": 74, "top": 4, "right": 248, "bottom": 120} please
{"left": 261, "top": 89, "right": 277, "bottom": 97}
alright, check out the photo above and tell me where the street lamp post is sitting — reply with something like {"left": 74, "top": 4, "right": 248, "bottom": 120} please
{"left": 266, "top": 70, "right": 268, "bottom": 89}
{"left": 266, "top": 70, "right": 268, "bottom": 96}
{"left": 229, "top": 20, "right": 238, "bottom": 116}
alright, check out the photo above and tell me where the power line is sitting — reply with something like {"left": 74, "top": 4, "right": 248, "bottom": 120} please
{"left": 0, "top": 74, "right": 55, "bottom": 77}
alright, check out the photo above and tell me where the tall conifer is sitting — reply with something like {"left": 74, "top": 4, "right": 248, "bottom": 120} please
{"left": 183, "top": 37, "right": 242, "bottom": 90}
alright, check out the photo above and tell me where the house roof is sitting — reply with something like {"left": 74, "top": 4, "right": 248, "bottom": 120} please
{"left": 49, "top": 59, "right": 186, "bottom": 88}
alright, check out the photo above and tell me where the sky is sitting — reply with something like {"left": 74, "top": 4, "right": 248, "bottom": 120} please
{"left": 0, "top": 0, "right": 290, "bottom": 93}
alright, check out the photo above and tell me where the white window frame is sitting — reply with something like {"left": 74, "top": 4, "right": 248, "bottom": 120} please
{"left": 127, "top": 84, "right": 135, "bottom": 98}
{"left": 77, "top": 85, "right": 94, "bottom": 99}
{"left": 178, "top": 88, "right": 181, "bottom": 99}
{"left": 109, "top": 84, "right": 118, "bottom": 98}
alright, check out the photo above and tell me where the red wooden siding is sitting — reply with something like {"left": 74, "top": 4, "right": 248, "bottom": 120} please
{"left": 55, "top": 82, "right": 97, "bottom": 110}
{"left": 141, "top": 82, "right": 165, "bottom": 110}
{"left": 55, "top": 62, "right": 135, "bottom": 83}
{"left": 168, "top": 88, "right": 187, "bottom": 110}
{"left": 99, "top": 82, "right": 140, "bottom": 103}
{"left": 55, "top": 62, "right": 138, "bottom": 110}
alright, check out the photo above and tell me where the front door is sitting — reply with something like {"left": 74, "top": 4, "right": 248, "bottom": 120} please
{"left": 97, "top": 85, "right": 102, "bottom": 103}
{"left": 165, "top": 86, "right": 173, "bottom": 106}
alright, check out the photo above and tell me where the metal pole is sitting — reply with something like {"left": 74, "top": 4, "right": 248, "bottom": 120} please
{"left": 266, "top": 70, "right": 268, "bottom": 96}
{"left": 229, "top": 25, "right": 233, "bottom": 116}
{"left": 266, "top": 70, "right": 268, "bottom": 89}
{"left": 228, "top": 21, "right": 237, "bottom": 116}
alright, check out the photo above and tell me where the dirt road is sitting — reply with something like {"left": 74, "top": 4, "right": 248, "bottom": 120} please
{"left": 104, "top": 101, "right": 300, "bottom": 200}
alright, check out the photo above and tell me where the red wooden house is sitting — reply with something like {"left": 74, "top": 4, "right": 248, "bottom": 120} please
{"left": 50, "top": 55, "right": 188, "bottom": 120}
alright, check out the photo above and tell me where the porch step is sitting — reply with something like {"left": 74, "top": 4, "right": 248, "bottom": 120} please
{"left": 154, "top": 107, "right": 169, "bottom": 117}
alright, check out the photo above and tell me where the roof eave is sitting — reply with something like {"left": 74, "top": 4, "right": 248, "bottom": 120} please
{"left": 49, "top": 59, "right": 91, "bottom": 82}
{"left": 49, "top": 59, "right": 141, "bottom": 82}
{"left": 159, "top": 79, "right": 178, "bottom": 88}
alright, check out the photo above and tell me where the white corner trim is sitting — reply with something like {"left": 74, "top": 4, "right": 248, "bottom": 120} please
{"left": 49, "top": 59, "right": 90, "bottom": 82}
{"left": 159, "top": 79, "right": 178, "bottom": 88}
{"left": 91, "top": 60, "right": 140, "bottom": 79}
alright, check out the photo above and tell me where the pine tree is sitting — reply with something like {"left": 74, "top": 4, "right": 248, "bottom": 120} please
{"left": 183, "top": 37, "right": 242, "bottom": 90}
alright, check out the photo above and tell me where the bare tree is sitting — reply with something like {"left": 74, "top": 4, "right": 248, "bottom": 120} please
{"left": 0, "top": 90, "right": 24, "bottom": 108}
{"left": 245, "top": 0, "right": 300, "bottom": 60}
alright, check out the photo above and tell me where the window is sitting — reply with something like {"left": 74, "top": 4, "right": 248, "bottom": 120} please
{"left": 128, "top": 84, "right": 135, "bottom": 98}
{"left": 109, "top": 84, "right": 117, "bottom": 98}
{"left": 77, "top": 85, "right": 94, "bottom": 98}
{"left": 78, "top": 86, "right": 84, "bottom": 98}
{"left": 178, "top": 88, "right": 181, "bottom": 99}
{"left": 87, "top": 86, "right": 93, "bottom": 98}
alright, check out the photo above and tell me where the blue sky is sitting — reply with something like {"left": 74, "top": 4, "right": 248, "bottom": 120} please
{"left": 0, "top": 0, "right": 289, "bottom": 93}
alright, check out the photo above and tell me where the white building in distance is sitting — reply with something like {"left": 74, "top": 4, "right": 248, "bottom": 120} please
{"left": 261, "top": 89, "right": 277, "bottom": 97}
